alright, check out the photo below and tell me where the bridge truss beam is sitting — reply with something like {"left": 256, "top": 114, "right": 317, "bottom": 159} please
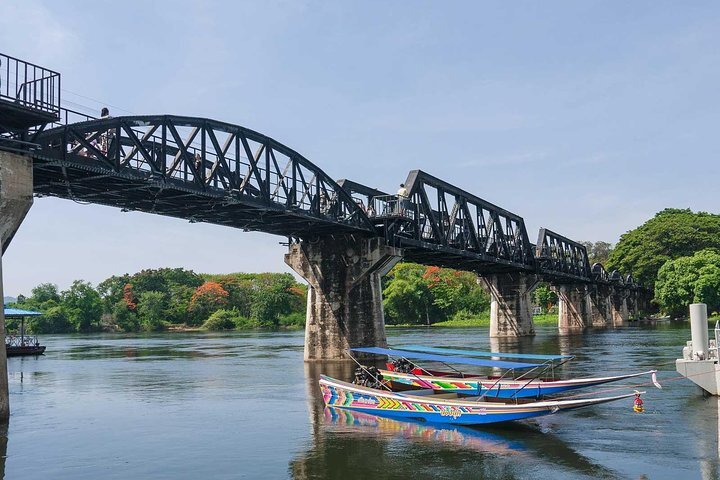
{"left": 535, "top": 228, "right": 592, "bottom": 283}
{"left": 29, "top": 115, "right": 375, "bottom": 238}
{"left": 379, "top": 170, "right": 536, "bottom": 274}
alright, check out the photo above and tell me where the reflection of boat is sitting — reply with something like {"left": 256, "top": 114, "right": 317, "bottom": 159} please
{"left": 320, "top": 374, "right": 641, "bottom": 426}
{"left": 4, "top": 308, "right": 45, "bottom": 357}
{"left": 324, "top": 407, "right": 527, "bottom": 456}
{"left": 354, "top": 346, "right": 657, "bottom": 399}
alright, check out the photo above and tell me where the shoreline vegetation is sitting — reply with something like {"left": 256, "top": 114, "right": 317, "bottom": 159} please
{"left": 7, "top": 209, "right": 720, "bottom": 334}
{"left": 7, "top": 263, "right": 554, "bottom": 334}
{"left": 387, "top": 313, "right": 559, "bottom": 328}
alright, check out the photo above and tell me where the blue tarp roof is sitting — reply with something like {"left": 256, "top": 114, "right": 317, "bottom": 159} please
{"left": 401, "top": 345, "right": 573, "bottom": 361}
{"left": 4, "top": 307, "right": 43, "bottom": 317}
{"left": 350, "top": 347, "right": 542, "bottom": 369}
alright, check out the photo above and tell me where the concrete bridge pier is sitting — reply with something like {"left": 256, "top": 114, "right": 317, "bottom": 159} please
{"left": 285, "top": 235, "right": 401, "bottom": 361}
{"left": 610, "top": 287, "right": 630, "bottom": 326}
{"left": 480, "top": 273, "right": 539, "bottom": 337}
{"left": 552, "top": 284, "right": 589, "bottom": 334}
{"left": 588, "top": 285, "right": 613, "bottom": 328}
{"left": 626, "top": 291, "right": 637, "bottom": 319}
{"left": 626, "top": 290, "right": 643, "bottom": 319}
{"left": 0, "top": 151, "right": 35, "bottom": 421}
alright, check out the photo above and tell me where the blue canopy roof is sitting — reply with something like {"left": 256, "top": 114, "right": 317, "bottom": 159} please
{"left": 401, "top": 345, "right": 572, "bottom": 361}
{"left": 350, "top": 347, "right": 542, "bottom": 369}
{"left": 3, "top": 307, "right": 43, "bottom": 317}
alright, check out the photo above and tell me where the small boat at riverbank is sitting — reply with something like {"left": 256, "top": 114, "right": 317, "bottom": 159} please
{"left": 352, "top": 347, "right": 658, "bottom": 399}
{"left": 320, "top": 374, "right": 643, "bottom": 426}
{"left": 4, "top": 307, "right": 46, "bottom": 357}
{"left": 5, "top": 335, "right": 46, "bottom": 356}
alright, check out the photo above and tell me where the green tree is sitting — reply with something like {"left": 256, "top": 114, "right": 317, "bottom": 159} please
{"left": 111, "top": 300, "right": 139, "bottom": 332}
{"left": 61, "top": 280, "right": 103, "bottom": 332}
{"left": 164, "top": 284, "right": 195, "bottom": 324}
{"left": 607, "top": 209, "right": 720, "bottom": 286}
{"left": 655, "top": 249, "right": 720, "bottom": 317}
{"left": 250, "top": 274, "right": 297, "bottom": 327}
{"left": 532, "top": 283, "right": 558, "bottom": 312}
{"left": 423, "top": 267, "right": 489, "bottom": 319}
{"left": 136, "top": 291, "right": 167, "bottom": 331}
{"left": 581, "top": 241, "right": 613, "bottom": 265}
{"left": 28, "top": 305, "right": 73, "bottom": 333}
{"left": 202, "top": 309, "right": 239, "bottom": 330}
{"left": 97, "top": 274, "right": 131, "bottom": 312}
{"left": 128, "top": 268, "right": 203, "bottom": 295}
{"left": 383, "top": 263, "right": 434, "bottom": 324}
{"left": 30, "top": 283, "right": 61, "bottom": 305}
{"left": 12, "top": 283, "right": 61, "bottom": 312}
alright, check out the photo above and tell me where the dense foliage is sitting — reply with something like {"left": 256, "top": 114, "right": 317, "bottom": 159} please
{"left": 655, "top": 249, "right": 720, "bottom": 317}
{"left": 607, "top": 209, "right": 720, "bottom": 287}
{"left": 382, "top": 263, "right": 490, "bottom": 325}
{"left": 580, "top": 241, "right": 613, "bottom": 266}
{"left": 11, "top": 268, "right": 307, "bottom": 333}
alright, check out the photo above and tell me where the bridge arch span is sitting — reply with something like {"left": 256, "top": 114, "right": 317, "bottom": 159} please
{"left": 31, "top": 115, "right": 374, "bottom": 237}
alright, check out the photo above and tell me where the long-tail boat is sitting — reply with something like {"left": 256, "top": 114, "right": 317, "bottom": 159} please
{"left": 350, "top": 347, "right": 658, "bottom": 399}
{"left": 320, "top": 374, "right": 643, "bottom": 426}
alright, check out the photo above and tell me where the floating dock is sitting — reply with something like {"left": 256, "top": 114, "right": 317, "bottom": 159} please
{"left": 676, "top": 303, "right": 720, "bottom": 395}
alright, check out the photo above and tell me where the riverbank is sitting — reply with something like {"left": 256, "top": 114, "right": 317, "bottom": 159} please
{"left": 386, "top": 313, "right": 559, "bottom": 328}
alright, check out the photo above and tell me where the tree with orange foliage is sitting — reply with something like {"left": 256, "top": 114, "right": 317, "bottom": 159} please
{"left": 123, "top": 283, "right": 137, "bottom": 311}
{"left": 188, "top": 281, "right": 229, "bottom": 325}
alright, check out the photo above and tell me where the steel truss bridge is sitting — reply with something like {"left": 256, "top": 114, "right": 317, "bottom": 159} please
{"left": 0, "top": 53, "right": 639, "bottom": 290}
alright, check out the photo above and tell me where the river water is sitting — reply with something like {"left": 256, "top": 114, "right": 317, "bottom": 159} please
{"left": 2, "top": 323, "right": 718, "bottom": 479}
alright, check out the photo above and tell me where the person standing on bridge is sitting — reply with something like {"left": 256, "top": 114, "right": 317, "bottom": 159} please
{"left": 99, "top": 107, "right": 113, "bottom": 154}
{"left": 397, "top": 183, "right": 409, "bottom": 215}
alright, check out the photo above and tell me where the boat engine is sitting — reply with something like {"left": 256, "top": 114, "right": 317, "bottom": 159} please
{"left": 392, "top": 358, "right": 416, "bottom": 373}
{"left": 353, "top": 366, "right": 384, "bottom": 389}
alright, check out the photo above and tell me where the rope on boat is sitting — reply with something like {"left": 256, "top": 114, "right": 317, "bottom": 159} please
{"left": 555, "top": 367, "right": 717, "bottom": 399}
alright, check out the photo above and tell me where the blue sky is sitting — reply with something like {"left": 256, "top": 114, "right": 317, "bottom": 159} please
{"left": 1, "top": 1, "right": 718, "bottom": 296}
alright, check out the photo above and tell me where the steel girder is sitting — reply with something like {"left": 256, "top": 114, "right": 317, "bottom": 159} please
{"left": 535, "top": 228, "right": 592, "bottom": 282}
{"left": 379, "top": 170, "right": 536, "bottom": 274}
{"left": 29, "top": 115, "right": 375, "bottom": 237}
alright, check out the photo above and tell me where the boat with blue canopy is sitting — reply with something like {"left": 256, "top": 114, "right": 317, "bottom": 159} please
{"left": 350, "top": 346, "right": 659, "bottom": 399}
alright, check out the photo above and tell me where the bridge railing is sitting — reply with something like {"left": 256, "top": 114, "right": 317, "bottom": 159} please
{"left": 368, "top": 194, "right": 416, "bottom": 220}
{"left": 0, "top": 53, "right": 60, "bottom": 118}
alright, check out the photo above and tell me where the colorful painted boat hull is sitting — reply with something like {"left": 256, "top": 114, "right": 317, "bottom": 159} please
{"left": 380, "top": 369, "right": 656, "bottom": 398}
{"left": 320, "top": 375, "right": 639, "bottom": 426}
